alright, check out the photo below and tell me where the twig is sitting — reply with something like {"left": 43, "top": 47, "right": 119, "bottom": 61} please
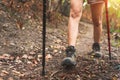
{"left": 50, "top": 70, "right": 62, "bottom": 80}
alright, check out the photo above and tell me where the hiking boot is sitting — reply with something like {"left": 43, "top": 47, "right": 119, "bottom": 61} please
{"left": 88, "top": 43, "right": 103, "bottom": 58}
{"left": 61, "top": 46, "right": 76, "bottom": 67}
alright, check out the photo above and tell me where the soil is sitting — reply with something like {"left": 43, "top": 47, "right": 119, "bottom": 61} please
{"left": 0, "top": 4, "right": 120, "bottom": 80}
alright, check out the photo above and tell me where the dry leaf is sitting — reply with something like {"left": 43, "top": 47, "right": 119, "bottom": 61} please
{"left": 16, "top": 21, "right": 23, "bottom": 29}
{"left": 0, "top": 70, "right": 9, "bottom": 76}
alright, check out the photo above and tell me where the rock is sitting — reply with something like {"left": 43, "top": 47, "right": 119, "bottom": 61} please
{"left": 27, "top": 61, "right": 32, "bottom": 64}
{"left": 76, "top": 75, "right": 81, "bottom": 80}
{"left": 50, "top": 45, "right": 54, "bottom": 48}
{"left": 12, "top": 70, "right": 21, "bottom": 76}
{"left": 46, "top": 54, "right": 52, "bottom": 60}
{"left": 55, "top": 39, "right": 61, "bottom": 43}
{"left": 53, "top": 49, "right": 58, "bottom": 53}
{"left": 22, "top": 54, "right": 28, "bottom": 59}
{"left": 1, "top": 53, "right": 11, "bottom": 60}
{"left": 10, "top": 42, "right": 15, "bottom": 46}
{"left": 2, "top": 54, "right": 10, "bottom": 57}
{"left": 59, "top": 50, "right": 62, "bottom": 54}
{"left": 38, "top": 54, "right": 42, "bottom": 58}
{"left": 8, "top": 77, "right": 14, "bottom": 80}
{"left": 15, "top": 59, "right": 22, "bottom": 63}
{"left": 28, "top": 56, "right": 34, "bottom": 60}
{"left": 29, "top": 51, "right": 36, "bottom": 55}
{"left": 53, "top": 45, "right": 61, "bottom": 49}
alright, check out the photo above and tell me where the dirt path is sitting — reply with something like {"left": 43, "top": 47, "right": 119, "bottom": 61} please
{"left": 0, "top": 7, "right": 120, "bottom": 79}
{"left": 76, "top": 22, "right": 93, "bottom": 56}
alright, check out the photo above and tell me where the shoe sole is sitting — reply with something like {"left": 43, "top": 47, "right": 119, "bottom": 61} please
{"left": 88, "top": 51, "right": 103, "bottom": 58}
{"left": 61, "top": 57, "right": 76, "bottom": 67}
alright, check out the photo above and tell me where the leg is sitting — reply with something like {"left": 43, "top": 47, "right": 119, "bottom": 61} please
{"left": 61, "top": 0, "right": 83, "bottom": 67}
{"left": 89, "top": 3, "right": 104, "bottom": 58}
{"left": 68, "top": 0, "right": 83, "bottom": 46}
{"left": 90, "top": 3, "right": 104, "bottom": 43}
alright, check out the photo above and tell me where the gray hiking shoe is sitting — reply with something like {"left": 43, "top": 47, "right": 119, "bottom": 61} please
{"left": 61, "top": 46, "right": 76, "bottom": 67}
{"left": 89, "top": 43, "right": 103, "bottom": 58}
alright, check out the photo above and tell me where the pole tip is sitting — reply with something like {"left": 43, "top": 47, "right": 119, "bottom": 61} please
{"left": 41, "top": 70, "right": 46, "bottom": 76}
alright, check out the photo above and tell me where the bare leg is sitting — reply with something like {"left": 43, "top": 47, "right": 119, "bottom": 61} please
{"left": 68, "top": 0, "right": 83, "bottom": 46}
{"left": 61, "top": 0, "right": 83, "bottom": 67}
{"left": 90, "top": 3, "right": 104, "bottom": 43}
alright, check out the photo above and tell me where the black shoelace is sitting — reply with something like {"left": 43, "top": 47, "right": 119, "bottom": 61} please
{"left": 92, "top": 43, "right": 100, "bottom": 51}
{"left": 66, "top": 46, "right": 76, "bottom": 57}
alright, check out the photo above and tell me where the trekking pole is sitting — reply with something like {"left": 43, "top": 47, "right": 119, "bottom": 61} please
{"left": 105, "top": 0, "right": 112, "bottom": 60}
{"left": 42, "top": 0, "right": 47, "bottom": 76}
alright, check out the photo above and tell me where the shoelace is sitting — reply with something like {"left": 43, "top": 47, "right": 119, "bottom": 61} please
{"left": 92, "top": 43, "right": 100, "bottom": 51}
{"left": 66, "top": 46, "right": 75, "bottom": 57}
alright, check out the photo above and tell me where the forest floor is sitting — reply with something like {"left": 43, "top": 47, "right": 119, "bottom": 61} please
{"left": 0, "top": 4, "right": 120, "bottom": 80}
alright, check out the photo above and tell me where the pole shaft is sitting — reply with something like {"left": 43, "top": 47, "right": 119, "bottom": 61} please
{"left": 105, "top": 0, "right": 111, "bottom": 60}
{"left": 42, "top": 0, "right": 46, "bottom": 75}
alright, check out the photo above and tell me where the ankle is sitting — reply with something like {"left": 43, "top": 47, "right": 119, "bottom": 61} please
{"left": 66, "top": 46, "right": 76, "bottom": 52}
{"left": 92, "top": 43, "right": 101, "bottom": 51}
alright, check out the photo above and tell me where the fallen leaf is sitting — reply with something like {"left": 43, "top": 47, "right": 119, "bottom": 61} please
{"left": 0, "top": 70, "right": 8, "bottom": 76}
{"left": 16, "top": 21, "right": 23, "bottom": 29}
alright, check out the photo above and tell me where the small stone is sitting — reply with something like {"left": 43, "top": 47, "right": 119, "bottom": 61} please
{"left": 15, "top": 59, "right": 22, "bottom": 63}
{"left": 12, "top": 70, "right": 21, "bottom": 76}
{"left": 30, "top": 45, "right": 33, "bottom": 49}
{"left": 50, "top": 45, "right": 54, "bottom": 48}
{"left": 3, "top": 23, "right": 8, "bottom": 27}
{"left": 27, "top": 61, "right": 32, "bottom": 64}
{"left": 55, "top": 39, "right": 61, "bottom": 43}
{"left": 29, "top": 51, "right": 36, "bottom": 55}
{"left": 8, "top": 77, "right": 14, "bottom": 80}
{"left": 2, "top": 54, "right": 10, "bottom": 57}
{"left": 46, "top": 54, "right": 52, "bottom": 60}
{"left": 10, "top": 42, "right": 15, "bottom": 46}
{"left": 38, "top": 54, "right": 42, "bottom": 58}
{"left": 28, "top": 56, "right": 34, "bottom": 60}
{"left": 1, "top": 54, "right": 11, "bottom": 60}
{"left": 59, "top": 51, "right": 62, "bottom": 54}
{"left": 76, "top": 75, "right": 81, "bottom": 80}
{"left": 22, "top": 27, "right": 25, "bottom": 30}
{"left": 22, "top": 54, "right": 28, "bottom": 59}
{"left": 28, "top": 16, "right": 32, "bottom": 19}
{"left": 53, "top": 49, "right": 58, "bottom": 53}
